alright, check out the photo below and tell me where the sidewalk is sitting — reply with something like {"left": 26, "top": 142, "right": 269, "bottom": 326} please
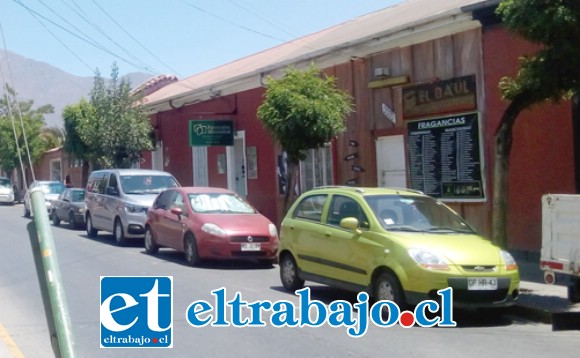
{"left": 510, "top": 253, "right": 580, "bottom": 329}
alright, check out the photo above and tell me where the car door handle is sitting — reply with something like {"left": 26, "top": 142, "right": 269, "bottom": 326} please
{"left": 325, "top": 231, "right": 331, "bottom": 237}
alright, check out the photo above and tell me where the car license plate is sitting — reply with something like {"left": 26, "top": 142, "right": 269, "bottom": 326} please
{"left": 467, "top": 277, "right": 498, "bottom": 290}
{"left": 241, "top": 243, "right": 261, "bottom": 251}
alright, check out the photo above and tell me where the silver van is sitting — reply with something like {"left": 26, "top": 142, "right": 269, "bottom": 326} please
{"left": 85, "top": 169, "right": 179, "bottom": 245}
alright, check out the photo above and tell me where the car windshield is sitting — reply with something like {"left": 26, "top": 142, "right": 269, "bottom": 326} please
{"left": 365, "top": 194, "right": 475, "bottom": 234}
{"left": 121, "top": 175, "right": 179, "bottom": 194}
{"left": 0, "top": 178, "right": 11, "bottom": 188}
{"left": 39, "top": 182, "right": 65, "bottom": 194}
{"left": 188, "top": 193, "right": 256, "bottom": 214}
{"left": 71, "top": 190, "right": 85, "bottom": 202}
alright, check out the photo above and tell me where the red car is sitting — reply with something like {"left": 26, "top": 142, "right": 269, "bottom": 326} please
{"left": 145, "top": 187, "right": 279, "bottom": 266}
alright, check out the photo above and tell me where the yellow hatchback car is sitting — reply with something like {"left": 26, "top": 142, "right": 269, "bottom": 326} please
{"left": 278, "top": 186, "right": 520, "bottom": 308}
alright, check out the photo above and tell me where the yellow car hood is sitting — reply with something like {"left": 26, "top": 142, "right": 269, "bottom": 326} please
{"left": 389, "top": 232, "right": 503, "bottom": 265}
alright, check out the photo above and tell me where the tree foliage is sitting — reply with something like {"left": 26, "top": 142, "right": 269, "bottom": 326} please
{"left": 62, "top": 99, "right": 94, "bottom": 184}
{"left": 257, "top": 65, "right": 353, "bottom": 209}
{"left": 491, "top": 0, "right": 580, "bottom": 248}
{"left": 72, "top": 64, "right": 154, "bottom": 169}
{"left": 0, "top": 85, "right": 54, "bottom": 174}
{"left": 497, "top": 0, "right": 580, "bottom": 102}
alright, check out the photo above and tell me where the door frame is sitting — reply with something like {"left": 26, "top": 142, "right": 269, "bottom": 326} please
{"left": 226, "top": 130, "right": 247, "bottom": 196}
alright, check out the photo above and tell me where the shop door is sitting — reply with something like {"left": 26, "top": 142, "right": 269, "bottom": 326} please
{"left": 375, "top": 135, "right": 407, "bottom": 188}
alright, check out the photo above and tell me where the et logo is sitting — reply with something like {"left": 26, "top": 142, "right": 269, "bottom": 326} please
{"left": 100, "top": 276, "right": 173, "bottom": 348}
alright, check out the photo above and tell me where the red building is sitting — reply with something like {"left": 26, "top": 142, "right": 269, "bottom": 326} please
{"left": 137, "top": 0, "right": 576, "bottom": 253}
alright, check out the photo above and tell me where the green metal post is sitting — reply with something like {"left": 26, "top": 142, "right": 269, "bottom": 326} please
{"left": 26, "top": 188, "right": 76, "bottom": 357}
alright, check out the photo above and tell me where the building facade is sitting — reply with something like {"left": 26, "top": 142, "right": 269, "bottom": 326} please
{"left": 39, "top": 0, "right": 571, "bottom": 253}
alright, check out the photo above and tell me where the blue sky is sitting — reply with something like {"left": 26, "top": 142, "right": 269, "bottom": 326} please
{"left": 1, "top": 0, "right": 404, "bottom": 79}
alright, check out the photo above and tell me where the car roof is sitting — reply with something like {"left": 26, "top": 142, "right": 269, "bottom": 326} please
{"left": 307, "top": 186, "right": 426, "bottom": 197}
{"left": 175, "top": 187, "right": 235, "bottom": 195}
{"left": 91, "top": 169, "right": 174, "bottom": 176}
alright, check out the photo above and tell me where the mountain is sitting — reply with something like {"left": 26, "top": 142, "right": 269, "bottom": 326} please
{"left": 0, "top": 50, "right": 152, "bottom": 128}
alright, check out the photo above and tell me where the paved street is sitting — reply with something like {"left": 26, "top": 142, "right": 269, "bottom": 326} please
{"left": 0, "top": 203, "right": 579, "bottom": 358}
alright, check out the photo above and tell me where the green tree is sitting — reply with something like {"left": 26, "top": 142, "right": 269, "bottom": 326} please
{"left": 257, "top": 65, "right": 353, "bottom": 211}
{"left": 62, "top": 99, "right": 94, "bottom": 185}
{"left": 493, "top": 0, "right": 580, "bottom": 248}
{"left": 78, "top": 63, "right": 153, "bottom": 169}
{"left": 0, "top": 86, "right": 54, "bottom": 177}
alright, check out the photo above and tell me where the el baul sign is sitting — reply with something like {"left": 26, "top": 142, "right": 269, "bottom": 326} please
{"left": 189, "top": 120, "right": 234, "bottom": 146}
{"left": 403, "top": 75, "right": 477, "bottom": 119}
{"left": 407, "top": 112, "right": 485, "bottom": 201}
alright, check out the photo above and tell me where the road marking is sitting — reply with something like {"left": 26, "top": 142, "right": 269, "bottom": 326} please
{"left": 0, "top": 321, "right": 25, "bottom": 358}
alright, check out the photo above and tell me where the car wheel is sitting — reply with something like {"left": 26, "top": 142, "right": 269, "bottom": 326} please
{"left": 184, "top": 233, "right": 200, "bottom": 266}
{"left": 114, "top": 218, "right": 127, "bottom": 246}
{"left": 68, "top": 211, "right": 77, "bottom": 229}
{"left": 374, "top": 272, "right": 405, "bottom": 308}
{"left": 51, "top": 210, "right": 60, "bottom": 226}
{"left": 279, "top": 254, "right": 304, "bottom": 292}
{"left": 86, "top": 214, "right": 98, "bottom": 238}
{"left": 144, "top": 227, "right": 159, "bottom": 255}
{"left": 24, "top": 204, "right": 31, "bottom": 218}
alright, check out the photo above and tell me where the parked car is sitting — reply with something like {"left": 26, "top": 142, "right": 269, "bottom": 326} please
{"left": 23, "top": 180, "right": 66, "bottom": 217}
{"left": 144, "top": 187, "right": 279, "bottom": 266}
{"left": 50, "top": 188, "right": 86, "bottom": 229}
{"left": 0, "top": 177, "right": 15, "bottom": 205}
{"left": 84, "top": 169, "right": 180, "bottom": 245}
{"left": 278, "top": 186, "right": 520, "bottom": 309}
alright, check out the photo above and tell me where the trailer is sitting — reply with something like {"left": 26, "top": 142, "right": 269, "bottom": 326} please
{"left": 540, "top": 194, "right": 580, "bottom": 302}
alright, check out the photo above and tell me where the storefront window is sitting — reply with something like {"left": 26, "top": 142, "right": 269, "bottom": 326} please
{"left": 299, "top": 143, "right": 333, "bottom": 192}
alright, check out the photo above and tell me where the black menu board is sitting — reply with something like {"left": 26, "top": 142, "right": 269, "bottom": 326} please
{"left": 407, "top": 112, "right": 485, "bottom": 200}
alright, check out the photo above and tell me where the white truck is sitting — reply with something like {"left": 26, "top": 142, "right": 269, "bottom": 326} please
{"left": 540, "top": 194, "right": 580, "bottom": 302}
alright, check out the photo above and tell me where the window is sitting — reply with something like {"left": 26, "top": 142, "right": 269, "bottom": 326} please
{"left": 50, "top": 159, "right": 62, "bottom": 182}
{"left": 293, "top": 194, "right": 327, "bottom": 222}
{"left": 300, "top": 143, "right": 333, "bottom": 192}
{"left": 327, "top": 195, "right": 369, "bottom": 229}
{"left": 153, "top": 190, "right": 176, "bottom": 210}
{"left": 96, "top": 175, "right": 108, "bottom": 194}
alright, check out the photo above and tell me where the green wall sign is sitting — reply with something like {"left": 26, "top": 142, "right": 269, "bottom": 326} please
{"left": 189, "top": 120, "right": 234, "bottom": 146}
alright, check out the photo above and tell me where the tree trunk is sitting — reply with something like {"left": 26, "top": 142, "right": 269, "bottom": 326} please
{"left": 283, "top": 159, "right": 299, "bottom": 214}
{"left": 81, "top": 160, "right": 90, "bottom": 188}
{"left": 492, "top": 97, "right": 528, "bottom": 248}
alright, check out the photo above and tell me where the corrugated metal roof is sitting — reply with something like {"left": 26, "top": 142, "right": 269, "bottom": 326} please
{"left": 143, "top": 0, "right": 490, "bottom": 113}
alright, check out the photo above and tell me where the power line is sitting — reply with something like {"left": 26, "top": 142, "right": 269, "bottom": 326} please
{"left": 89, "top": 0, "right": 183, "bottom": 78}
{"left": 64, "top": 0, "right": 162, "bottom": 75}
{"left": 179, "top": 0, "right": 288, "bottom": 44}
{"left": 225, "top": 0, "right": 298, "bottom": 39}
{"left": 0, "top": 22, "right": 37, "bottom": 185}
{"left": 12, "top": 0, "right": 158, "bottom": 75}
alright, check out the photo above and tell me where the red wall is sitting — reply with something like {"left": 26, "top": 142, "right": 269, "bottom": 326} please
{"left": 483, "top": 26, "right": 576, "bottom": 251}
{"left": 152, "top": 88, "right": 281, "bottom": 225}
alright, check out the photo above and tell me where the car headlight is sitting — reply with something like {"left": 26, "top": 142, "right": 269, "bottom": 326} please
{"left": 125, "top": 204, "right": 148, "bottom": 213}
{"left": 268, "top": 223, "right": 278, "bottom": 237}
{"left": 500, "top": 250, "right": 518, "bottom": 271}
{"left": 202, "top": 223, "right": 227, "bottom": 238}
{"left": 77, "top": 207, "right": 86, "bottom": 214}
{"left": 408, "top": 248, "right": 450, "bottom": 270}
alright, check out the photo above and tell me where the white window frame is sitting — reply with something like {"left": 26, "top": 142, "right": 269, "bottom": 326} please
{"left": 299, "top": 143, "right": 333, "bottom": 192}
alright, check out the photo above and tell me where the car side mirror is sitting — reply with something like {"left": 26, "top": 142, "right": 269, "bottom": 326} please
{"left": 340, "top": 217, "right": 361, "bottom": 234}
{"left": 171, "top": 207, "right": 183, "bottom": 218}
{"left": 106, "top": 186, "right": 119, "bottom": 196}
